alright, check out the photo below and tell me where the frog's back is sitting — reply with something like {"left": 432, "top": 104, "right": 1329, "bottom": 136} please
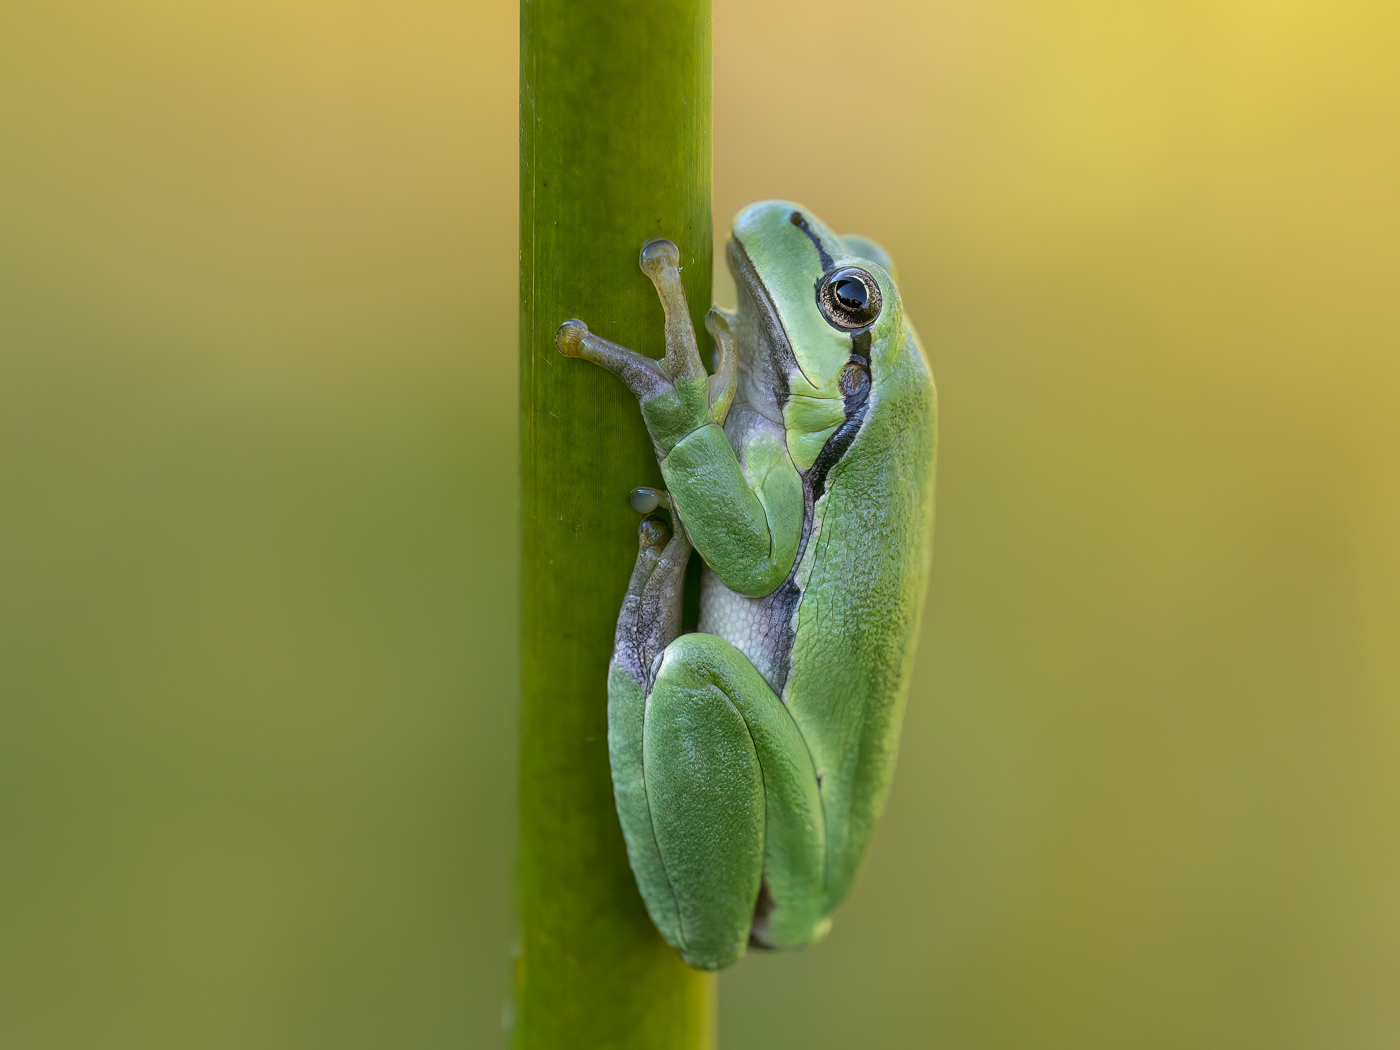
{"left": 785, "top": 321, "right": 936, "bottom": 910}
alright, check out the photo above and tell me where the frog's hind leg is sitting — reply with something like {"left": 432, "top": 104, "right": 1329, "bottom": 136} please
{"left": 609, "top": 520, "right": 828, "bottom": 972}
{"left": 642, "top": 634, "right": 829, "bottom": 970}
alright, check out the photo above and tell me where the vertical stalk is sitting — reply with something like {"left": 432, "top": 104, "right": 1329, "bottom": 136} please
{"left": 516, "top": 1, "right": 714, "bottom": 1047}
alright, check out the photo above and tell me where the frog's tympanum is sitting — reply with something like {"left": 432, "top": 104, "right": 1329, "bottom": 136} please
{"left": 556, "top": 202, "right": 937, "bottom": 970}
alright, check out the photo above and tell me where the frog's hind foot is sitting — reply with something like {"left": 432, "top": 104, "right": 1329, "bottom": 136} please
{"left": 629, "top": 487, "right": 671, "bottom": 514}
{"left": 614, "top": 517, "right": 691, "bottom": 689}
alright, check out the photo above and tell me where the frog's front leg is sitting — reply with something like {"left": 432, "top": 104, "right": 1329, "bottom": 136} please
{"left": 556, "top": 240, "right": 803, "bottom": 598}
{"left": 609, "top": 519, "right": 830, "bottom": 970}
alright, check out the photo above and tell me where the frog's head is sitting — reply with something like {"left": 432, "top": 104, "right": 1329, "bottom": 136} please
{"left": 726, "top": 200, "right": 903, "bottom": 470}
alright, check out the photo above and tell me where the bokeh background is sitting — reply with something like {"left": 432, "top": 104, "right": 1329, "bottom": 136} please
{"left": 3, "top": 0, "right": 1398, "bottom": 1046}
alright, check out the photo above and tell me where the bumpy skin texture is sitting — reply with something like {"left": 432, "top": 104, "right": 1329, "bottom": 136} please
{"left": 556, "top": 202, "right": 937, "bottom": 970}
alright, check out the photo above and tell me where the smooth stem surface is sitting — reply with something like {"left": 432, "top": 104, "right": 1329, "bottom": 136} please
{"left": 516, "top": 0, "right": 715, "bottom": 1046}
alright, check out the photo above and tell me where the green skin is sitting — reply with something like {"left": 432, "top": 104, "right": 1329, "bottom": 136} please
{"left": 556, "top": 201, "right": 937, "bottom": 970}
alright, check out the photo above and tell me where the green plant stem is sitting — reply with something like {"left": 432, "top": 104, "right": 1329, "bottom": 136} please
{"left": 515, "top": 0, "right": 714, "bottom": 1046}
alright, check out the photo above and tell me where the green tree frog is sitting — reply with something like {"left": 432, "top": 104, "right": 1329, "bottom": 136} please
{"left": 555, "top": 201, "right": 937, "bottom": 970}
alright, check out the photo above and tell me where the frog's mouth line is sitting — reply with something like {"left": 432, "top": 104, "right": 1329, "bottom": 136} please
{"left": 726, "top": 236, "right": 813, "bottom": 390}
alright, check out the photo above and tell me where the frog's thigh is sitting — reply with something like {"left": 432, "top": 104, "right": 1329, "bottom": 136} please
{"left": 643, "top": 633, "right": 826, "bottom": 970}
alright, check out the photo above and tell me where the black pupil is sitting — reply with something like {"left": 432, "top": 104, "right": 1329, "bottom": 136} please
{"left": 833, "top": 278, "right": 867, "bottom": 311}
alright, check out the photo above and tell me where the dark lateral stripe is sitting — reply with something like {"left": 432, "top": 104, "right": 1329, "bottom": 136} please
{"left": 766, "top": 362, "right": 871, "bottom": 697}
{"left": 810, "top": 331, "right": 873, "bottom": 502}
{"left": 809, "top": 390, "right": 869, "bottom": 503}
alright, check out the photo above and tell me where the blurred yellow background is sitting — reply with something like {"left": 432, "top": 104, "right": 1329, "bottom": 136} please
{"left": 3, "top": 0, "right": 1397, "bottom": 1047}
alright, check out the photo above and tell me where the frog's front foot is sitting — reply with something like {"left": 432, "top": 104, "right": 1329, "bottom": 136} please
{"left": 554, "top": 237, "right": 739, "bottom": 452}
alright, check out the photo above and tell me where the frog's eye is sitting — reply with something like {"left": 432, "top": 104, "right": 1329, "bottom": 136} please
{"left": 817, "top": 267, "right": 882, "bottom": 330}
